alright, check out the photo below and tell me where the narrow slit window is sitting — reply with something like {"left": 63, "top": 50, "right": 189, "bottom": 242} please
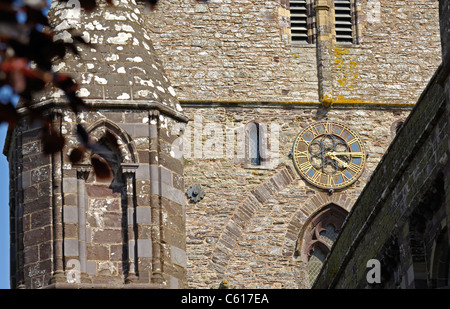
{"left": 290, "top": 0, "right": 309, "bottom": 43}
{"left": 248, "top": 123, "right": 261, "bottom": 165}
{"left": 334, "top": 0, "right": 353, "bottom": 43}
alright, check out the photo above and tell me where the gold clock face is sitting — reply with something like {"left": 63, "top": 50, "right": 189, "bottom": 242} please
{"left": 292, "top": 120, "right": 366, "bottom": 190}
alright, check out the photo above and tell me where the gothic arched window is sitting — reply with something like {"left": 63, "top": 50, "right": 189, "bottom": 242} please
{"left": 296, "top": 204, "right": 348, "bottom": 287}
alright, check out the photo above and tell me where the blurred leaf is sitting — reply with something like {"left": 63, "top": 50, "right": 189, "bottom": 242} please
{"left": 76, "top": 123, "right": 90, "bottom": 146}
{"left": 69, "top": 146, "right": 86, "bottom": 163}
{"left": 29, "top": 29, "right": 57, "bottom": 70}
{"left": 0, "top": 57, "right": 28, "bottom": 72}
{"left": 0, "top": 101, "right": 19, "bottom": 126}
{"left": 24, "top": 5, "right": 49, "bottom": 26}
{"left": 22, "top": 0, "right": 47, "bottom": 9}
{"left": 54, "top": 74, "right": 78, "bottom": 92}
{"left": 79, "top": 0, "right": 96, "bottom": 11}
{"left": 72, "top": 34, "right": 90, "bottom": 45}
{"left": 0, "top": 2, "right": 18, "bottom": 25}
{"left": 91, "top": 153, "right": 112, "bottom": 179}
{"left": 9, "top": 70, "right": 26, "bottom": 93}
{"left": 41, "top": 127, "right": 65, "bottom": 154}
{"left": 63, "top": 42, "right": 79, "bottom": 56}
{"left": 66, "top": 92, "right": 87, "bottom": 114}
{"left": 102, "top": 130, "right": 119, "bottom": 150}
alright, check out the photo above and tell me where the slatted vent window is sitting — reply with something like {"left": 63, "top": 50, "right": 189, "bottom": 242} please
{"left": 334, "top": 0, "right": 353, "bottom": 43}
{"left": 290, "top": 0, "right": 308, "bottom": 43}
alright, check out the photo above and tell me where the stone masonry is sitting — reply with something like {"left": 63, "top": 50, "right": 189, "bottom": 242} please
{"left": 6, "top": 0, "right": 188, "bottom": 289}
{"left": 5, "top": 0, "right": 444, "bottom": 289}
{"left": 143, "top": 0, "right": 443, "bottom": 288}
{"left": 181, "top": 106, "right": 414, "bottom": 288}
{"left": 146, "top": 0, "right": 441, "bottom": 104}
{"left": 314, "top": 0, "right": 449, "bottom": 289}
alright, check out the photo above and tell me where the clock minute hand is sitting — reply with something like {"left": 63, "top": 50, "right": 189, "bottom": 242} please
{"left": 328, "top": 151, "right": 364, "bottom": 157}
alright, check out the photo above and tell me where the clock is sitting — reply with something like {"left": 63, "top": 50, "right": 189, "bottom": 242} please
{"left": 291, "top": 120, "right": 366, "bottom": 190}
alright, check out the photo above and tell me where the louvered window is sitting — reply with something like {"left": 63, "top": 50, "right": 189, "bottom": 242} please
{"left": 334, "top": 0, "right": 353, "bottom": 43}
{"left": 289, "top": 0, "right": 309, "bottom": 43}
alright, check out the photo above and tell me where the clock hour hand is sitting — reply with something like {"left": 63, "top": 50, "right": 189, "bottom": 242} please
{"left": 327, "top": 151, "right": 364, "bottom": 157}
{"left": 327, "top": 153, "right": 349, "bottom": 168}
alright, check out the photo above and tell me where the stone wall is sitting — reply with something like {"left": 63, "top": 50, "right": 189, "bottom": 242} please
{"left": 146, "top": 0, "right": 441, "bottom": 104}
{"left": 313, "top": 0, "right": 449, "bottom": 289}
{"left": 6, "top": 0, "right": 443, "bottom": 289}
{"left": 181, "top": 105, "right": 411, "bottom": 288}
{"left": 6, "top": 0, "right": 189, "bottom": 289}
{"left": 7, "top": 120, "right": 54, "bottom": 289}
{"left": 144, "top": 0, "right": 443, "bottom": 289}
{"left": 440, "top": 0, "right": 449, "bottom": 60}
{"left": 313, "top": 64, "right": 449, "bottom": 288}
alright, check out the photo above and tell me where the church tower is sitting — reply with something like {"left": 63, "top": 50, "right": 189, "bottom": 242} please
{"left": 4, "top": 0, "right": 443, "bottom": 289}
{"left": 145, "top": 0, "right": 442, "bottom": 288}
{"left": 5, "top": 0, "right": 188, "bottom": 288}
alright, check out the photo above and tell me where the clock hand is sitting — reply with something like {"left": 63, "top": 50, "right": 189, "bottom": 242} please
{"left": 327, "top": 154, "right": 349, "bottom": 168}
{"left": 328, "top": 151, "right": 364, "bottom": 157}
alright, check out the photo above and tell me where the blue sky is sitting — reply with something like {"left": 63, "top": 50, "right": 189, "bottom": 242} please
{"left": 0, "top": 87, "right": 16, "bottom": 290}
{"left": 0, "top": 0, "right": 53, "bottom": 289}
{"left": 0, "top": 124, "right": 10, "bottom": 289}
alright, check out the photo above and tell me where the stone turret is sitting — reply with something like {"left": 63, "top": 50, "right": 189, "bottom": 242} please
{"left": 5, "top": 0, "right": 188, "bottom": 289}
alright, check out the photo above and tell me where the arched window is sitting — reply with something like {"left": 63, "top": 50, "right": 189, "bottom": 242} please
{"left": 296, "top": 204, "right": 348, "bottom": 287}
{"left": 430, "top": 228, "right": 449, "bottom": 288}
{"left": 248, "top": 122, "right": 261, "bottom": 165}
{"left": 80, "top": 123, "right": 138, "bottom": 284}
{"left": 245, "top": 121, "right": 270, "bottom": 168}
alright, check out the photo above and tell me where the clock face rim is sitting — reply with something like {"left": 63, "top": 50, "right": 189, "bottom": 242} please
{"left": 292, "top": 120, "right": 366, "bottom": 190}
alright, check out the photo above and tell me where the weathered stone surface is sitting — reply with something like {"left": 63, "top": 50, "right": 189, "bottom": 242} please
{"left": 314, "top": 62, "right": 449, "bottom": 289}
{"left": 147, "top": 0, "right": 441, "bottom": 104}
{"left": 4, "top": 0, "right": 444, "bottom": 291}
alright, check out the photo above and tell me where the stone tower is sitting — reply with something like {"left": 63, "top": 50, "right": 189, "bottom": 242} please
{"left": 145, "top": 0, "right": 442, "bottom": 288}
{"left": 5, "top": 0, "right": 188, "bottom": 288}
{"left": 4, "top": 0, "right": 444, "bottom": 290}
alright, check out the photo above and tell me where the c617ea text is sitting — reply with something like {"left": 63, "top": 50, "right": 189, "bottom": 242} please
{"left": 181, "top": 293, "right": 269, "bottom": 306}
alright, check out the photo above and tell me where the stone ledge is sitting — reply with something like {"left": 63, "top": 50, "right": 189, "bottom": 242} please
{"left": 16, "top": 99, "right": 189, "bottom": 123}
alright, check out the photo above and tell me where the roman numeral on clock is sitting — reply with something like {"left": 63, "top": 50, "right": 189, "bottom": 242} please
{"left": 300, "top": 161, "right": 312, "bottom": 172}
{"left": 324, "top": 122, "right": 332, "bottom": 134}
{"left": 311, "top": 171, "right": 321, "bottom": 182}
{"left": 327, "top": 175, "right": 335, "bottom": 187}
{"left": 294, "top": 150, "right": 308, "bottom": 158}
{"left": 347, "top": 163, "right": 361, "bottom": 174}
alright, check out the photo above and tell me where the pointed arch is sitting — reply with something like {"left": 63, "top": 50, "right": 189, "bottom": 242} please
{"left": 86, "top": 119, "right": 138, "bottom": 164}
{"left": 430, "top": 227, "right": 449, "bottom": 288}
{"left": 295, "top": 203, "right": 348, "bottom": 287}
{"left": 283, "top": 191, "right": 354, "bottom": 259}
{"left": 295, "top": 203, "right": 348, "bottom": 259}
{"left": 80, "top": 119, "right": 140, "bottom": 284}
